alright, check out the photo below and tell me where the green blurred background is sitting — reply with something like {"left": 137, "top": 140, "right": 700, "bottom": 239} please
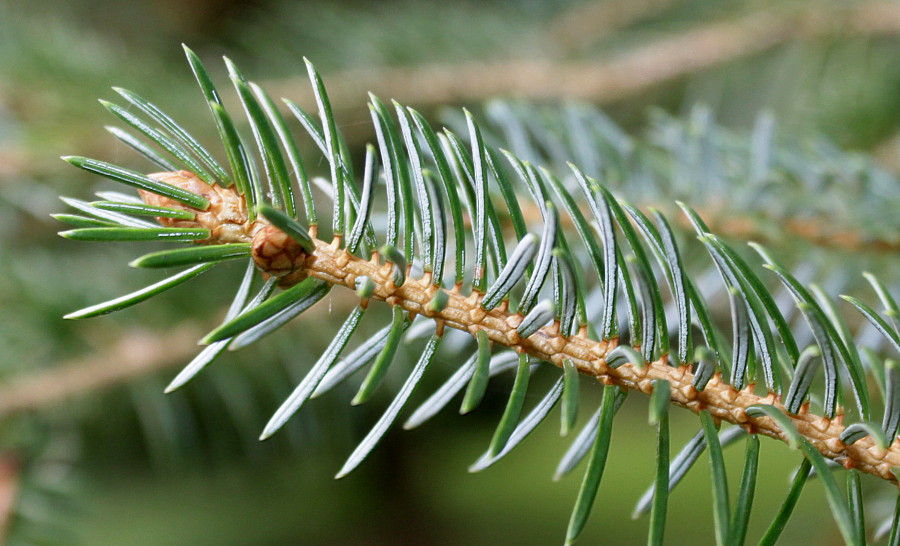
{"left": 1, "top": 0, "right": 899, "bottom": 543}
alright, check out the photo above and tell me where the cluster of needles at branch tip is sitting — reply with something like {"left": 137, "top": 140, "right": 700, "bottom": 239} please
{"left": 55, "top": 46, "right": 900, "bottom": 545}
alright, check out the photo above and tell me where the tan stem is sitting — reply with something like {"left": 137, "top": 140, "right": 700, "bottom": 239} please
{"left": 0, "top": 456, "right": 18, "bottom": 542}
{"left": 515, "top": 202, "right": 900, "bottom": 254}
{"left": 548, "top": 0, "right": 681, "bottom": 53}
{"left": 265, "top": 2, "right": 900, "bottom": 113}
{"left": 300, "top": 236, "right": 900, "bottom": 483}
{"left": 0, "top": 327, "right": 203, "bottom": 418}
{"left": 264, "top": 13, "right": 791, "bottom": 110}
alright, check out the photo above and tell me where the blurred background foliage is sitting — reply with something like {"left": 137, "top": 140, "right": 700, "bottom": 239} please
{"left": 1, "top": 0, "right": 899, "bottom": 543}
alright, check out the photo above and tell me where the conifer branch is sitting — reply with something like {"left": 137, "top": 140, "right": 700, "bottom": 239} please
{"left": 52, "top": 48, "right": 900, "bottom": 543}
{"left": 58, "top": 169, "right": 897, "bottom": 482}
{"left": 279, "top": 233, "right": 900, "bottom": 484}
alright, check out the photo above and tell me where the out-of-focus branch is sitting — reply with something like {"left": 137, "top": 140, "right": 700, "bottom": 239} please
{"left": 515, "top": 202, "right": 900, "bottom": 254}
{"left": 0, "top": 285, "right": 360, "bottom": 419}
{"left": 0, "top": 327, "right": 203, "bottom": 419}
{"left": 265, "top": 12, "right": 789, "bottom": 110}
{"left": 874, "top": 130, "right": 900, "bottom": 173}
{"left": 711, "top": 213, "right": 900, "bottom": 254}
{"left": 0, "top": 456, "right": 17, "bottom": 541}
{"left": 548, "top": 0, "right": 681, "bottom": 52}
{"left": 266, "top": 2, "right": 900, "bottom": 112}
{"left": 841, "top": 0, "right": 900, "bottom": 35}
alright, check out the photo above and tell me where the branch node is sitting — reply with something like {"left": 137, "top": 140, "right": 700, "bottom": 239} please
{"left": 468, "top": 305, "right": 488, "bottom": 325}
{"left": 638, "top": 378, "right": 653, "bottom": 394}
{"left": 671, "top": 364, "right": 689, "bottom": 382}
{"left": 812, "top": 416, "right": 832, "bottom": 433}
{"left": 686, "top": 400, "right": 704, "bottom": 412}
{"left": 719, "top": 387, "right": 738, "bottom": 403}
{"left": 730, "top": 407, "right": 749, "bottom": 423}
{"left": 681, "top": 384, "right": 698, "bottom": 401}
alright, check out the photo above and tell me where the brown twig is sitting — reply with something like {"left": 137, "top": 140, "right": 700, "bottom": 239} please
{"left": 110, "top": 175, "right": 900, "bottom": 481}
{"left": 0, "top": 456, "right": 18, "bottom": 540}
{"left": 29, "top": 162, "right": 900, "bottom": 488}
{"left": 712, "top": 213, "right": 900, "bottom": 254}
{"left": 0, "top": 327, "right": 202, "bottom": 418}
{"left": 264, "top": 12, "right": 792, "bottom": 111}
{"left": 264, "top": 2, "right": 900, "bottom": 112}
{"left": 874, "top": 130, "right": 900, "bottom": 173}
{"left": 25, "top": 0, "right": 900, "bottom": 480}
{"left": 513, "top": 202, "right": 900, "bottom": 254}
{"left": 548, "top": 0, "right": 681, "bottom": 52}
{"left": 293, "top": 235, "right": 900, "bottom": 483}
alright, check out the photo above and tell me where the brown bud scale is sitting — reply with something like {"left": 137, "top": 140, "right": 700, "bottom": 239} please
{"left": 250, "top": 225, "right": 307, "bottom": 278}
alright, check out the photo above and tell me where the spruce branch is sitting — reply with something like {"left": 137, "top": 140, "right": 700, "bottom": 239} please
{"left": 53, "top": 49, "right": 900, "bottom": 544}
{"left": 76, "top": 168, "right": 898, "bottom": 482}
{"left": 225, "top": 229, "right": 900, "bottom": 483}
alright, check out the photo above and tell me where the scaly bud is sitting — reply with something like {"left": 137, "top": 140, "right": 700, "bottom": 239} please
{"left": 250, "top": 224, "right": 307, "bottom": 278}
{"left": 138, "top": 170, "right": 311, "bottom": 284}
{"left": 139, "top": 171, "right": 259, "bottom": 244}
